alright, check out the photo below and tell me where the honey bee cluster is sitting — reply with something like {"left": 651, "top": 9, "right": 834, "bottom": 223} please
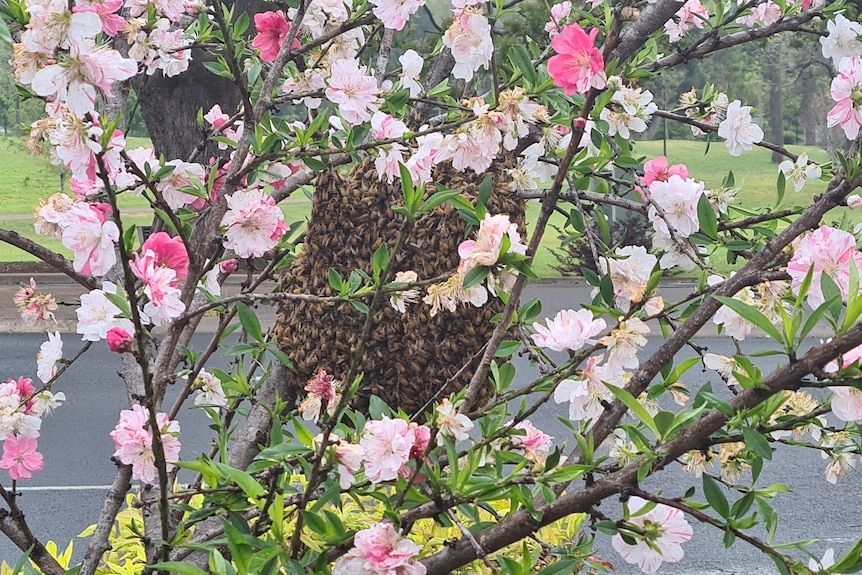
{"left": 273, "top": 157, "right": 526, "bottom": 416}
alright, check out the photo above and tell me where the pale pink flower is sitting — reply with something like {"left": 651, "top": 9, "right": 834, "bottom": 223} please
{"left": 821, "top": 432, "right": 857, "bottom": 484}
{"left": 458, "top": 213, "right": 526, "bottom": 274}
{"left": 370, "top": 0, "right": 425, "bottom": 30}
{"left": 531, "top": 309, "right": 606, "bottom": 352}
{"left": 31, "top": 391, "right": 65, "bottom": 418}
{"left": 360, "top": 416, "right": 416, "bottom": 484}
{"left": 828, "top": 57, "right": 862, "bottom": 140}
{"left": 821, "top": 14, "right": 862, "bottom": 65}
{"left": 544, "top": 1, "right": 571, "bottom": 37}
{"left": 135, "top": 263, "right": 184, "bottom": 326}
{"left": 547, "top": 23, "right": 606, "bottom": 95}
{"left": 34, "top": 192, "right": 76, "bottom": 239}
{"left": 220, "top": 258, "right": 238, "bottom": 273}
{"left": 252, "top": 11, "right": 301, "bottom": 63}
{"left": 398, "top": 50, "right": 424, "bottom": 97}
{"left": 325, "top": 58, "right": 380, "bottom": 125}
{"left": 787, "top": 226, "right": 862, "bottom": 308}
{"left": 194, "top": 370, "right": 227, "bottom": 407}
{"left": 599, "top": 245, "right": 657, "bottom": 311}
{"left": 511, "top": 420, "right": 553, "bottom": 464}
{"left": 554, "top": 355, "right": 613, "bottom": 427}
{"left": 779, "top": 152, "right": 821, "bottom": 193}
{"left": 442, "top": 11, "right": 494, "bottom": 82}
{"left": 371, "top": 112, "right": 409, "bottom": 183}
{"left": 334, "top": 441, "right": 365, "bottom": 489}
{"left": 36, "top": 332, "right": 63, "bottom": 384}
{"left": 76, "top": 282, "right": 136, "bottom": 342}
{"left": 647, "top": 175, "right": 704, "bottom": 238}
{"left": 297, "top": 0, "right": 350, "bottom": 38}
{"left": 156, "top": 160, "right": 206, "bottom": 210}
{"left": 61, "top": 203, "right": 119, "bottom": 277}
{"left": 809, "top": 549, "right": 841, "bottom": 574}
{"left": 14, "top": 278, "right": 58, "bottom": 325}
{"left": 0, "top": 436, "right": 44, "bottom": 481}
{"left": 435, "top": 398, "right": 473, "bottom": 443}
{"left": 718, "top": 100, "right": 764, "bottom": 156}
{"left": 664, "top": 0, "right": 708, "bottom": 42}
{"left": 389, "top": 270, "right": 420, "bottom": 313}
{"left": 848, "top": 194, "right": 862, "bottom": 209}
{"left": 23, "top": 0, "right": 102, "bottom": 54}
{"left": 221, "top": 189, "right": 289, "bottom": 258}
{"left": 612, "top": 496, "right": 693, "bottom": 574}
{"left": 30, "top": 42, "right": 138, "bottom": 117}
{"left": 599, "top": 318, "right": 650, "bottom": 377}
{"left": 736, "top": 1, "right": 780, "bottom": 27}
{"left": 110, "top": 404, "right": 181, "bottom": 484}
{"left": 106, "top": 326, "right": 133, "bottom": 353}
{"left": 333, "top": 522, "right": 425, "bottom": 575}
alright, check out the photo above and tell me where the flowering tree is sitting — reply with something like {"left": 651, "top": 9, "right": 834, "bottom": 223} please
{"left": 2, "top": 0, "right": 862, "bottom": 573}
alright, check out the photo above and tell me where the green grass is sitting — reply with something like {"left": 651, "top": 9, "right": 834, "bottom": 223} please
{"left": 0, "top": 136, "right": 844, "bottom": 277}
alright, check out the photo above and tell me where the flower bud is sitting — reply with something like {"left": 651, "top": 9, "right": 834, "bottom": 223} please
{"left": 219, "top": 258, "right": 238, "bottom": 274}
{"left": 106, "top": 327, "right": 134, "bottom": 353}
{"left": 848, "top": 194, "right": 862, "bottom": 210}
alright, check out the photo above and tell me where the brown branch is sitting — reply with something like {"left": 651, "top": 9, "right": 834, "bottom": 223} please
{"left": 0, "top": 484, "right": 65, "bottom": 575}
{"left": 0, "top": 228, "right": 99, "bottom": 290}
{"left": 648, "top": 8, "right": 825, "bottom": 71}
{"left": 80, "top": 466, "right": 133, "bottom": 575}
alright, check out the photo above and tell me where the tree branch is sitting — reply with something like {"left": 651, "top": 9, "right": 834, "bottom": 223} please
{"left": 0, "top": 228, "right": 99, "bottom": 290}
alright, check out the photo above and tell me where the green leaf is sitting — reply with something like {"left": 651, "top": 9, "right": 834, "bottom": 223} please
{"left": 697, "top": 194, "right": 718, "bottom": 239}
{"left": 605, "top": 383, "right": 658, "bottom": 437}
{"left": 214, "top": 462, "right": 266, "bottom": 498}
{"left": 417, "top": 188, "right": 463, "bottom": 216}
{"left": 508, "top": 45, "right": 537, "bottom": 85}
{"left": 372, "top": 243, "right": 389, "bottom": 277}
{"left": 495, "top": 340, "right": 521, "bottom": 357}
{"left": 0, "top": 18, "right": 13, "bottom": 46}
{"left": 328, "top": 268, "right": 344, "bottom": 292}
{"left": 821, "top": 273, "right": 844, "bottom": 320}
{"left": 149, "top": 563, "right": 210, "bottom": 575}
{"left": 830, "top": 537, "right": 862, "bottom": 572}
{"left": 462, "top": 265, "right": 491, "bottom": 289}
{"left": 712, "top": 296, "right": 783, "bottom": 343}
{"left": 303, "top": 157, "right": 327, "bottom": 171}
{"left": 235, "top": 302, "right": 263, "bottom": 343}
{"left": 742, "top": 427, "right": 773, "bottom": 460}
{"left": 776, "top": 170, "right": 786, "bottom": 206}
{"left": 542, "top": 464, "right": 591, "bottom": 483}
{"left": 535, "top": 559, "right": 576, "bottom": 575}
{"left": 702, "top": 474, "right": 730, "bottom": 518}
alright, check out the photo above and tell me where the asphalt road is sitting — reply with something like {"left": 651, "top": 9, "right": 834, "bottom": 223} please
{"left": 0, "top": 288, "right": 856, "bottom": 572}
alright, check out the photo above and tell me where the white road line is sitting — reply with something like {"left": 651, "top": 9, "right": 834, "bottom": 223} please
{"left": 14, "top": 485, "right": 115, "bottom": 492}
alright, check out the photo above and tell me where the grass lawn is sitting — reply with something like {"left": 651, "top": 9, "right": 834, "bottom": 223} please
{"left": 0, "top": 136, "right": 846, "bottom": 276}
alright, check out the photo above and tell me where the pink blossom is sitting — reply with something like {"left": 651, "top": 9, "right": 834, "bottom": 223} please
{"left": 442, "top": 11, "right": 494, "bottom": 82}
{"left": 203, "top": 104, "right": 243, "bottom": 149}
{"left": 544, "top": 1, "right": 571, "bottom": 37}
{"left": 194, "top": 370, "right": 228, "bottom": 407}
{"left": 641, "top": 156, "right": 689, "bottom": 188}
{"left": 435, "top": 398, "right": 473, "bottom": 442}
{"left": 599, "top": 318, "right": 650, "bottom": 378}
{"left": 828, "top": 57, "right": 862, "bottom": 140}
{"left": 299, "top": 371, "right": 341, "bottom": 422}
{"left": 787, "top": 226, "right": 862, "bottom": 308}
{"left": 0, "top": 436, "right": 44, "bottom": 481}
{"left": 664, "top": 0, "right": 709, "bottom": 43}
{"left": 220, "top": 189, "right": 289, "bottom": 258}
{"left": 360, "top": 416, "right": 416, "bottom": 484}
{"left": 458, "top": 214, "right": 526, "bottom": 274}
{"left": 34, "top": 192, "right": 75, "bottom": 239}
{"left": 554, "top": 356, "right": 613, "bottom": 427}
{"left": 547, "top": 24, "right": 606, "bottom": 95}
{"left": 830, "top": 386, "right": 862, "bottom": 423}
{"left": 156, "top": 160, "right": 206, "bottom": 210}
{"left": 821, "top": 14, "right": 862, "bottom": 66}
{"left": 371, "top": 112, "right": 409, "bottom": 183}
{"left": 370, "top": 0, "right": 425, "bottom": 30}
{"left": 76, "top": 282, "right": 135, "bottom": 342}
{"left": 106, "top": 327, "right": 133, "bottom": 353}
{"left": 612, "top": 496, "right": 693, "bottom": 574}
{"left": 512, "top": 420, "right": 553, "bottom": 464}
{"left": 531, "top": 309, "right": 607, "bottom": 352}
{"left": 252, "top": 11, "right": 301, "bottom": 62}
{"left": 325, "top": 58, "right": 380, "bottom": 125}
{"left": 110, "top": 404, "right": 181, "bottom": 483}
{"left": 73, "top": 0, "right": 125, "bottom": 37}
{"left": 140, "top": 232, "right": 189, "bottom": 279}
{"left": 14, "top": 278, "right": 58, "bottom": 325}
{"left": 333, "top": 522, "right": 425, "bottom": 575}
{"left": 61, "top": 202, "right": 119, "bottom": 277}
{"left": 334, "top": 441, "right": 365, "bottom": 489}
